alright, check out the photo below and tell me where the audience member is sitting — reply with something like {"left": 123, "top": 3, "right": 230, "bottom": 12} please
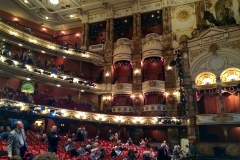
{"left": 124, "top": 149, "right": 137, "bottom": 160}
{"left": 7, "top": 121, "right": 28, "bottom": 159}
{"left": 40, "top": 134, "right": 47, "bottom": 142}
{"left": 110, "top": 147, "right": 117, "bottom": 160}
{"left": 157, "top": 143, "right": 168, "bottom": 160}
{"left": 77, "top": 144, "right": 86, "bottom": 155}
{"left": 65, "top": 140, "right": 79, "bottom": 157}
{"left": 0, "top": 127, "right": 11, "bottom": 141}
{"left": 82, "top": 127, "right": 88, "bottom": 142}
{"left": 47, "top": 125, "right": 60, "bottom": 153}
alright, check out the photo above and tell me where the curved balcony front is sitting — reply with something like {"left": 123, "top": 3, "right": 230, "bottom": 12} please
{"left": 111, "top": 83, "right": 132, "bottom": 95}
{"left": 142, "top": 33, "right": 163, "bottom": 60}
{"left": 0, "top": 99, "right": 184, "bottom": 126}
{"left": 0, "top": 60, "right": 102, "bottom": 94}
{"left": 113, "top": 38, "right": 132, "bottom": 64}
{"left": 142, "top": 80, "right": 165, "bottom": 94}
{"left": 0, "top": 21, "right": 104, "bottom": 65}
{"left": 142, "top": 104, "right": 167, "bottom": 112}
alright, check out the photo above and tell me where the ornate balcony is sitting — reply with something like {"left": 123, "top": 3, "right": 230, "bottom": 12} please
{"left": 0, "top": 21, "right": 104, "bottom": 65}
{"left": 113, "top": 38, "right": 132, "bottom": 63}
{"left": 142, "top": 33, "right": 162, "bottom": 60}
{"left": 196, "top": 113, "right": 240, "bottom": 125}
{"left": 142, "top": 80, "right": 165, "bottom": 94}
{"left": 0, "top": 59, "right": 102, "bottom": 94}
{"left": 111, "top": 83, "right": 132, "bottom": 95}
{"left": 0, "top": 99, "right": 184, "bottom": 126}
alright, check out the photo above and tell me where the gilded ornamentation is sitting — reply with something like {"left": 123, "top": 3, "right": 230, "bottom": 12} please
{"left": 212, "top": 114, "right": 233, "bottom": 123}
{"left": 149, "top": 80, "right": 156, "bottom": 87}
{"left": 209, "top": 43, "right": 219, "bottom": 55}
{"left": 115, "top": 83, "right": 123, "bottom": 90}
{"left": 133, "top": 97, "right": 141, "bottom": 106}
{"left": 167, "top": 95, "right": 176, "bottom": 104}
{"left": 176, "top": 10, "right": 190, "bottom": 22}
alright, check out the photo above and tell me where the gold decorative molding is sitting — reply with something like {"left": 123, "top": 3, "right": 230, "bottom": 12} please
{"left": 115, "top": 83, "right": 123, "bottom": 90}
{"left": 212, "top": 114, "right": 233, "bottom": 124}
{"left": 149, "top": 80, "right": 156, "bottom": 87}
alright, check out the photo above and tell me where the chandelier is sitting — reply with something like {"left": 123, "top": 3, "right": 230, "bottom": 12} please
{"left": 50, "top": 0, "right": 59, "bottom": 5}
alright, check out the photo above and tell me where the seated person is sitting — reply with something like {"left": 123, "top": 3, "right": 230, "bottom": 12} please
{"left": 77, "top": 144, "right": 86, "bottom": 155}
{"left": 40, "top": 134, "right": 48, "bottom": 142}
{"left": 0, "top": 127, "right": 11, "bottom": 141}
{"left": 126, "top": 137, "right": 133, "bottom": 145}
{"left": 119, "top": 144, "right": 127, "bottom": 151}
{"left": 90, "top": 148, "right": 100, "bottom": 160}
{"left": 65, "top": 141, "right": 79, "bottom": 157}
{"left": 140, "top": 139, "right": 146, "bottom": 148}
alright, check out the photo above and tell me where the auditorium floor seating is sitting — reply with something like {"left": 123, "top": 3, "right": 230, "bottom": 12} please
{"left": 0, "top": 131, "right": 157, "bottom": 160}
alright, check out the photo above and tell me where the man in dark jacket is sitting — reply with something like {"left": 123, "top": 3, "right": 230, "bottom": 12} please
{"left": 47, "top": 125, "right": 60, "bottom": 153}
{"left": 157, "top": 143, "right": 168, "bottom": 160}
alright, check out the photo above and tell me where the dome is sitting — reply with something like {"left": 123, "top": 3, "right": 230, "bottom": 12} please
{"left": 113, "top": 38, "right": 132, "bottom": 55}
{"left": 142, "top": 33, "right": 163, "bottom": 53}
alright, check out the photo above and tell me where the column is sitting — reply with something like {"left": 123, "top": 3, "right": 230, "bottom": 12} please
{"left": 81, "top": 24, "right": 85, "bottom": 46}
{"left": 132, "top": 12, "right": 142, "bottom": 114}
{"left": 136, "top": 13, "right": 141, "bottom": 38}
{"left": 217, "top": 77, "right": 225, "bottom": 113}
{"left": 106, "top": 19, "right": 110, "bottom": 41}
{"left": 132, "top": 14, "right": 137, "bottom": 36}
{"left": 84, "top": 23, "right": 89, "bottom": 48}
{"left": 180, "top": 42, "right": 197, "bottom": 144}
{"left": 110, "top": 18, "right": 114, "bottom": 42}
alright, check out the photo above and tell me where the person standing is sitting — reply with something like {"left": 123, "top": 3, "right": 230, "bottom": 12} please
{"left": 76, "top": 127, "right": 83, "bottom": 142}
{"left": 7, "top": 121, "right": 28, "bottom": 159}
{"left": 157, "top": 143, "right": 168, "bottom": 160}
{"left": 107, "top": 130, "right": 113, "bottom": 140}
{"left": 82, "top": 127, "right": 88, "bottom": 142}
{"left": 47, "top": 125, "right": 60, "bottom": 153}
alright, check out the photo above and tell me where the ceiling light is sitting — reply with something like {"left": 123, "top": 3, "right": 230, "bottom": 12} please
{"left": 70, "top": 15, "right": 74, "bottom": 18}
{"left": 63, "top": 56, "right": 66, "bottom": 58}
{"left": 41, "top": 51, "right": 45, "bottom": 53}
{"left": 18, "top": 44, "right": 22, "bottom": 46}
{"left": 26, "top": 78, "right": 31, "bottom": 81}
{"left": 50, "top": 0, "right": 59, "bottom": 5}
{"left": 81, "top": 90, "right": 84, "bottom": 92}
{"left": 56, "top": 84, "right": 61, "bottom": 87}
{"left": 45, "top": 17, "right": 49, "bottom": 19}
{"left": 24, "top": 0, "right": 28, "bottom": 3}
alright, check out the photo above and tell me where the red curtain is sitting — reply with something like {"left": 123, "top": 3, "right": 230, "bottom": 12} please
{"left": 228, "top": 127, "right": 240, "bottom": 142}
{"left": 114, "top": 66, "right": 131, "bottom": 83}
{"left": 113, "top": 96, "right": 131, "bottom": 106}
{"left": 202, "top": 94, "right": 221, "bottom": 114}
{"left": 143, "top": 62, "right": 164, "bottom": 81}
{"left": 223, "top": 92, "right": 240, "bottom": 113}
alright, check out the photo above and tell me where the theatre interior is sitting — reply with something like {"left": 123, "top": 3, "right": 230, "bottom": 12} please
{"left": 0, "top": 0, "right": 240, "bottom": 159}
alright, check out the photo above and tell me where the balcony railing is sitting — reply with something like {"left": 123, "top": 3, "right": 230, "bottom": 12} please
{"left": 0, "top": 57, "right": 102, "bottom": 93}
{"left": 0, "top": 98, "right": 184, "bottom": 126}
{"left": 0, "top": 21, "right": 104, "bottom": 65}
